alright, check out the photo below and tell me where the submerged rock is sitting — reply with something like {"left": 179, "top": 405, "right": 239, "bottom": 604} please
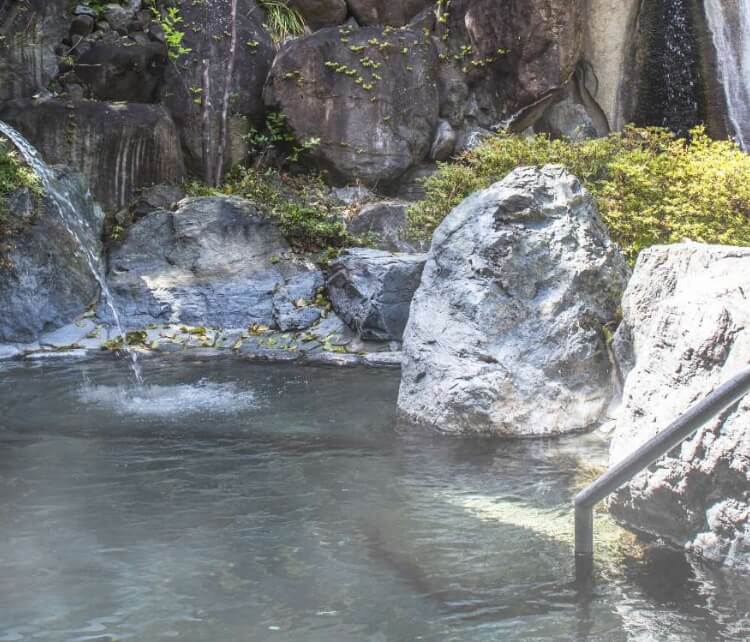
{"left": 0, "top": 168, "right": 104, "bottom": 343}
{"left": 327, "top": 248, "right": 426, "bottom": 341}
{"left": 103, "top": 196, "right": 325, "bottom": 330}
{"left": 608, "top": 243, "right": 750, "bottom": 570}
{"left": 398, "top": 165, "right": 629, "bottom": 436}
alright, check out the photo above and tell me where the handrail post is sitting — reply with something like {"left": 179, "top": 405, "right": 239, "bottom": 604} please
{"left": 575, "top": 503, "right": 593, "bottom": 557}
{"left": 572, "top": 364, "right": 750, "bottom": 573}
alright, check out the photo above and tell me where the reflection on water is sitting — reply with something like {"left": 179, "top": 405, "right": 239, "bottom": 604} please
{"left": 0, "top": 356, "right": 748, "bottom": 642}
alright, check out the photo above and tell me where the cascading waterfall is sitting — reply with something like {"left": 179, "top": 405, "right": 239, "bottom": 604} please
{"left": 704, "top": 0, "right": 750, "bottom": 149}
{"left": 636, "top": 0, "right": 703, "bottom": 136}
{"left": 0, "top": 121, "right": 143, "bottom": 384}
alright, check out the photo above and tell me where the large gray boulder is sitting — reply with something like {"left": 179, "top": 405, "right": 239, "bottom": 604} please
{"left": 104, "top": 196, "right": 325, "bottom": 330}
{"left": 0, "top": 100, "right": 185, "bottom": 210}
{"left": 398, "top": 165, "right": 629, "bottom": 436}
{"left": 0, "top": 167, "right": 104, "bottom": 343}
{"left": 267, "top": 24, "right": 440, "bottom": 186}
{"left": 608, "top": 243, "right": 750, "bottom": 570}
{"left": 327, "top": 248, "right": 426, "bottom": 341}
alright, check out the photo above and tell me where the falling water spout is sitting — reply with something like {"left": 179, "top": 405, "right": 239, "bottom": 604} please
{"left": 0, "top": 120, "right": 143, "bottom": 384}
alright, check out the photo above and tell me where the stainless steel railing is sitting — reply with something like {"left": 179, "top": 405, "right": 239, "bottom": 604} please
{"left": 574, "top": 365, "right": 750, "bottom": 562}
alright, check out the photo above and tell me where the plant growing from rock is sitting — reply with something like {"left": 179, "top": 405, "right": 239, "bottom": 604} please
{"left": 257, "top": 0, "right": 306, "bottom": 44}
{"left": 0, "top": 136, "right": 41, "bottom": 251}
{"left": 409, "top": 126, "right": 750, "bottom": 262}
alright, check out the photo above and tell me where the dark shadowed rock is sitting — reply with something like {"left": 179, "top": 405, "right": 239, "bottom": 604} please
{"left": 0, "top": 99, "right": 185, "bottom": 210}
{"left": 327, "top": 248, "right": 426, "bottom": 341}
{"left": 608, "top": 243, "right": 750, "bottom": 571}
{"left": 74, "top": 41, "right": 168, "bottom": 103}
{"left": 0, "top": 0, "right": 68, "bottom": 102}
{"left": 160, "top": 0, "right": 274, "bottom": 184}
{"left": 104, "top": 196, "right": 325, "bottom": 329}
{"left": 346, "top": 0, "right": 434, "bottom": 26}
{"left": 267, "top": 24, "right": 440, "bottom": 186}
{"left": 289, "top": 0, "right": 348, "bottom": 30}
{"left": 398, "top": 165, "right": 629, "bottom": 436}
{"left": 436, "top": 0, "right": 585, "bottom": 130}
{"left": 347, "top": 200, "right": 424, "bottom": 253}
{"left": 0, "top": 168, "right": 104, "bottom": 343}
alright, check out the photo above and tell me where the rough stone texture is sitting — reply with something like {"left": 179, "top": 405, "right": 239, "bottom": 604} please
{"left": 267, "top": 24, "right": 440, "bottom": 186}
{"left": 273, "top": 270, "right": 326, "bottom": 331}
{"left": 346, "top": 0, "right": 434, "bottom": 26}
{"left": 535, "top": 89, "right": 598, "bottom": 141}
{"left": 346, "top": 200, "right": 424, "bottom": 253}
{"left": 437, "top": 0, "right": 586, "bottom": 131}
{"left": 74, "top": 41, "right": 167, "bottom": 103}
{"left": 0, "top": 0, "right": 68, "bottom": 102}
{"left": 327, "top": 248, "right": 426, "bottom": 341}
{"left": 289, "top": 0, "right": 348, "bottom": 30}
{"left": 0, "top": 99, "right": 185, "bottom": 210}
{"left": 608, "top": 243, "right": 750, "bottom": 570}
{"left": 159, "top": 0, "right": 274, "bottom": 185}
{"left": 0, "top": 168, "right": 104, "bottom": 343}
{"left": 430, "top": 119, "right": 457, "bottom": 161}
{"left": 104, "top": 196, "right": 323, "bottom": 330}
{"left": 398, "top": 165, "right": 629, "bottom": 436}
{"left": 583, "top": 0, "right": 641, "bottom": 131}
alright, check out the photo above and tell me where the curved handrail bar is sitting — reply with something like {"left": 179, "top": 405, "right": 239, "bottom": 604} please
{"left": 574, "top": 365, "right": 750, "bottom": 558}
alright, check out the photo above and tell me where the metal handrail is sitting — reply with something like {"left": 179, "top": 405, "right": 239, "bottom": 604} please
{"left": 574, "top": 365, "right": 750, "bottom": 561}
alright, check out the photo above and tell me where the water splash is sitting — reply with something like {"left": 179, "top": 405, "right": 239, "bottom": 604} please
{"left": 0, "top": 120, "right": 143, "bottom": 383}
{"left": 705, "top": 0, "right": 750, "bottom": 149}
{"left": 78, "top": 379, "right": 257, "bottom": 418}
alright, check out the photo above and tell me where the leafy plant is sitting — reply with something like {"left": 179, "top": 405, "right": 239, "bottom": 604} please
{"left": 0, "top": 136, "right": 41, "bottom": 233}
{"left": 408, "top": 126, "right": 750, "bottom": 263}
{"left": 187, "top": 167, "right": 350, "bottom": 252}
{"left": 257, "top": 0, "right": 306, "bottom": 44}
{"left": 150, "top": 6, "right": 192, "bottom": 61}
{"left": 245, "top": 110, "right": 320, "bottom": 167}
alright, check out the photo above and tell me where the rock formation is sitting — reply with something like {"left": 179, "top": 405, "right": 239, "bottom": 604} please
{"left": 608, "top": 243, "right": 750, "bottom": 570}
{"left": 0, "top": 166, "right": 103, "bottom": 343}
{"left": 398, "top": 165, "right": 629, "bottom": 435}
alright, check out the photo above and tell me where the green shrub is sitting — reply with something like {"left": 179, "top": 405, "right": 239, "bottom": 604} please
{"left": 0, "top": 136, "right": 40, "bottom": 230}
{"left": 187, "top": 167, "right": 351, "bottom": 252}
{"left": 409, "top": 126, "right": 750, "bottom": 262}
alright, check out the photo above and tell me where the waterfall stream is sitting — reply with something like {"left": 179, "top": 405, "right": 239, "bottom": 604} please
{"left": 705, "top": 0, "right": 750, "bottom": 149}
{"left": 0, "top": 121, "right": 143, "bottom": 384}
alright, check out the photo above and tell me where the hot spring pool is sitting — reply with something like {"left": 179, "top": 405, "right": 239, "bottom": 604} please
{"left": 0, "top": 356, "right": 748, "bottom": 641}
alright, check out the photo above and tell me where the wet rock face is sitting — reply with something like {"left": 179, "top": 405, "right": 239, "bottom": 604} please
{"left": 327, "top": 248, "right": 426, "bottom": 341}
{"left": 398, "top": 165, "right": 629, "bottom": 436}
{"left": 267, "top": 24, "right": 440, "bottom": 186}
{"left": 608, "top": 243, "right": 750, "bottom": 570}
{"left": 159, "top": 0, "right": 274, "bottom": 185}
{"left": 0, "top": 100, "right": 185, "bottom": 210}
{"left": 0, "top": 169, "right": 104, "bottom": 343}
{"left": 104, "top": 196, "right": 325, "bottom": 330}
{"left": 0, "top": 0, "right": 68, "bottom": 102}
{"left": 346, "top": 0, "right": 435, "bottom": 26}
{"left": 438, "top": 0, "right": 586, "bottom": 129}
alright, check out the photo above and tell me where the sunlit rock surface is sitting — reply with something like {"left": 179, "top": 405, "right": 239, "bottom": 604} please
{"left": 103, "top": 196, "right": 326, "bottom": 330}
{"left": 609, "top": 243, "right": 750, "bottom": 570}
{"left": 398, "top": 165, "right": 629, "bottom": 436}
